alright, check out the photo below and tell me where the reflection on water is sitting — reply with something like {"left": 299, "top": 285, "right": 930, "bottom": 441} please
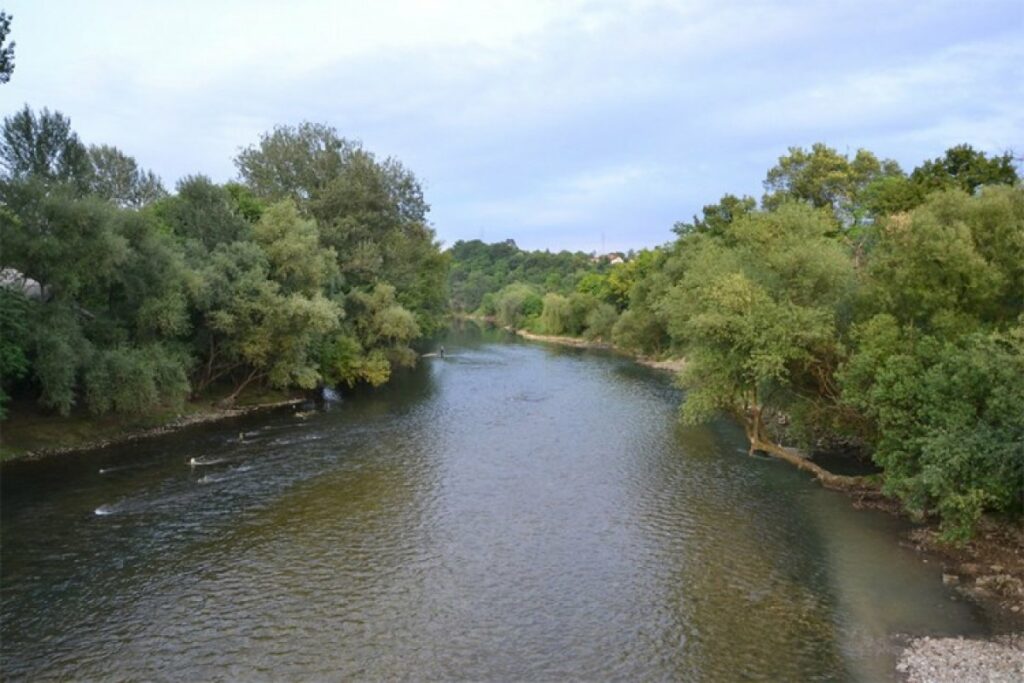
{"left": 0, "top": 324, "right": 999, "bottom": 680}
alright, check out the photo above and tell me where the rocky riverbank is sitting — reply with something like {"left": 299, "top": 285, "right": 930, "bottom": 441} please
{"left": 897, "top": 634, "right": 1024, "bottom": 682}
{"left": 904, "top": 522, "right": 1024, "bottom": 617}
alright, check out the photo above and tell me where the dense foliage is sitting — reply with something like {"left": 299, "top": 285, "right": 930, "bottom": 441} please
{"left": 448, "top": 239, "right": 603, "bottom": 313}
{"left": 2, "top": 101, "right": 1019, "bottom": 536}
{"left": 0, "top": 106, "right": 447, "bottom": 418}
{"left": 663, "top": 147, "right": 1022, "bottom": 537}
{"left": 449, "top": 143, "right": 1022, "bottom": 537}
{"left": 448, "top": 239, "right": 661, "bottom": 343}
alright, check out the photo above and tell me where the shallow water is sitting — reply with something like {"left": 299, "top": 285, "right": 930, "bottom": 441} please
{"left": 0, "top": 325, "right": 998, "bottom": 680}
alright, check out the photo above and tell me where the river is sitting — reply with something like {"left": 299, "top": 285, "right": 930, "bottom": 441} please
{"left": 0, "top": 325, "right": 997, "bottom": 680}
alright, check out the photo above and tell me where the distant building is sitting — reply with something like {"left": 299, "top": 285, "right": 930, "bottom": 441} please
{"left": 591, "top": 252, "right": 626, "bottom": 265}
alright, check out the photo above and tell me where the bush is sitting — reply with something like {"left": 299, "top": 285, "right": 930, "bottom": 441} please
{"left": 583, "top": 303, "right": 618, "bottom": 341}
{"left": 540, "top": 293, "right": 571, "bottom": 335}
{"left": 840, "top": 318, "right": 1024, "bottom": 538}
{"left": 494, "top": 283, "right": 542, "bottom": 328}
{"left": 566, "top": 292, "right": 597, "bottom": 336}
{"left": 612, "top": 308, "right": 668, "bottom": 355}
{"left": 83, "top": 344, "right": 190, "bottom": 415}
{"left": 478, "top": 292, "right": 497, "bottom": 317}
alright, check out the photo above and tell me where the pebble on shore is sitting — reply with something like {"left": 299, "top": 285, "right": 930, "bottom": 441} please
{"left": 896, "top": 635, "right": 1024, "bottom": 683}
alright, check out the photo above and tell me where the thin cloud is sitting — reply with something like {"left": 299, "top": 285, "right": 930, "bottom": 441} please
{"left": 4, "top": 0, "right": 1022, "bottom": 252}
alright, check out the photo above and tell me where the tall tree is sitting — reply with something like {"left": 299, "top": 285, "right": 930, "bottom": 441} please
{"left": 864, "top": 187, "right": 1024, "bottom": 330}
{"left": 88, "top": 144, "right": 167, "bottom": 208}
{"left": 236, "top": 122, "right": 447, "bottom": 335}
{"left": 0, "top": 106, "right": 91, "bottom": 187}
{"left": 910, "top": 144, "right": 1019, "bottom": 195}
{"left": 0, "top": 12, "right": 13, "bottom": 84}
{"left": 673, "top": 193, "right": 757, "bottom": 238}
{"left": 662, "top": 202, "right": 863, "bottom": 487}
{"left": 155, "top": 175, "right": 253, "bottom": 251}
{"left": 235, "top": 122, "right": 358, "bottom": 205}
{"left": 762, "top": 143, "right": 902, "bottom": 224}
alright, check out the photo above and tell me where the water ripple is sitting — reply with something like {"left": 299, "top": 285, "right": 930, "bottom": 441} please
{"left": 0, "top": 329, "right": 994, "bottom": 682}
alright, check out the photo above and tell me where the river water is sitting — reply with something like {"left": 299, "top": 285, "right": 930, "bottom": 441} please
{"left": 0, "top": 325, "right": 999, "bottom": 680}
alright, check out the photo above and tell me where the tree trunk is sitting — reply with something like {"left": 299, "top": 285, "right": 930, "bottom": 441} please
{"left": 745, "top": 405, "right": 874, "bottom": 492}
{"left": 219, "top": 368, "right": 263, "bottom": 407}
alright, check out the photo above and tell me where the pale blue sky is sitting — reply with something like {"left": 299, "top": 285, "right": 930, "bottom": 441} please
{"left": 3, "top": 0, "right": 1022, "bottom": 252}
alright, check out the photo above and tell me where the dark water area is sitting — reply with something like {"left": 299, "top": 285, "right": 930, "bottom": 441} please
{"left": 0, "top": 325, "right": 1000, "bottom": 680}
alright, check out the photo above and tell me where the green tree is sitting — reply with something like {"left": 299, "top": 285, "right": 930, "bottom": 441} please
{"left": 864, "top": 187, "right": 1024, "bottom": 330}
{"left": 253, "top": 201, "right": 337, "bottom": 296}
{"left": 494, "top": 283, "right": 542, "bottom": 329}
{"left": 447, "top": 239, "right": 605, "bottom": 314}
{"left": 583, "top": 302, "right": 618, "bottom": 341}
{"left": 612, "top": 308, "right": 667, "bottom": 355}
{"left": 236, "top": 122, "right": 447, "bottom": 336}
{"left": 566, "top": 292, "right": 598, "bottom": 336}
{"left": 606, "top": 249, "right": 662, "bottom": 309}
{"left": 762, "top": 143, "right": 902, "bottom": 224}
{"left": 1, "top": 179, "right": 193, "bottom": 415}
{"left": 839, "top": 316, "right": 1024, "bottom": 537}
{"left": 155, "top": 175, "right": 253, "bottom": 251}
{"left": 858, "top": 174, "right": 925, "bottom": 217}
{"left": 673, "top": 194, "right": 757, "bottom": 238}
{"left": 88, "top": 144, "right": 167, "bottom": 208}
{"left": 0, "top": 286, "right": 31, "bottom": 417}
{"left": 0, "top": 12, "right": 13, "bottom": 84}
{"left": 837, "top": 185, "right": 1024, "bottom": 534}
{"left": 611, "top": 248, "right": 674, "bottom": 355}
{"left": 662, "top": 203, "right": 861, "bottom": 486}
{"left": 320, "top": 284, "right": 420, "bottom": 388}
{"left": 235, "top": 122, "right": 359, "bottom": 205}
{"left": 539, "top": 292, "right": 571, "bottom": 334}
{"left": 83, "top": 344, "right": 190, "bottom": 416}
{"left": 0, "top": 106, "right": 91, "bottom": 188}
{"left": 575, "top": 272, "right": 612, "bottom": 302}
{"left": 192, "top": 241, "right": 341, "bottom": 401}
{"left": 911, "top": 144, "right": 1018, "bottom": 195}
{"left": 0, "top": 185, "right": 129, "bottom": 306}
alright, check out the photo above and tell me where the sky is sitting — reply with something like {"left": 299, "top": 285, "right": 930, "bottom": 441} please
{"left": 3, "top": 0, "right": 1022, "bottom": 252}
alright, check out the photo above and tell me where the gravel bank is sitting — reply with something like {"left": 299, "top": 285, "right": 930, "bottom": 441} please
{"left": 897, "top": 635, "right": 1024, "bottom": 682}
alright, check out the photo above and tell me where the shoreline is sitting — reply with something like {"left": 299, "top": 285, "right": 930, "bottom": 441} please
{"left": 511, "top": 327, "right": 688, "bottom": 373}
{"left": 4, "top": 326, "right": 1021, "bottom": 677}
{"left": 897, "top": 635, "right": 1023, "bottom": 682}
{"left": 1, "top": 397, "right": 304, "bottom": 463}
{"left": 516, "top": 327, "right": 1024, "bottom": 651}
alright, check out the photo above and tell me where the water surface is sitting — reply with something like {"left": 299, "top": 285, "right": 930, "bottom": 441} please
{"left": 1, "top": 325, "right": 997, "bottom": 680}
